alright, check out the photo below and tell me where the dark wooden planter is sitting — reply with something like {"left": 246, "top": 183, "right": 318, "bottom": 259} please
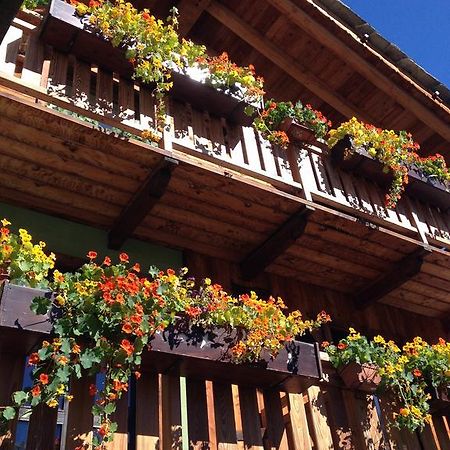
{"left": 279, "top": 118, "right": 317, "bottom": 145}
{"left": 429, "top": 385, "right": 450, "bottom": 415}
{"left": 143, "top": 326, "right": 323, "bottom": 392}
{"left": 0, "top": 281, "right": 53, "bottom": 334}
{"left": 0, "top": 283, "right": 322, "bottom": 390}
{"left": 338, "top": 362, "right": 381, "bottom": 393}
{"left": 330, "top": 135, "right": 450, "bottom": 210}
{"left": 40, "top": 0, "right": 253, "bottom": 125}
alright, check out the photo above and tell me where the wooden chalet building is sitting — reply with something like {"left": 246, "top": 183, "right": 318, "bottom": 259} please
{"left": 0, "top": 0, "right": 448, "bottom": 449}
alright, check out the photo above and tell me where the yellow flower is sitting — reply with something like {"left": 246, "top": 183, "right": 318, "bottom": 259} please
{"left": 66, "top": 395, "right": 73, "bottom": 402}
{"left": 56, "top": 384, "right": 66, "bottom": 395}
{"left": 399, "top": 408, "right": 410, "bottom": 417}
{"left": 373, "top": 335, "right": 385, "bottom": 345}
{"left": 1, "top": 219, "right": 11, "bottom": 226}
{"left": 46, "top": 399, "right": 59, "bottom": 408}
{"left": 55, "top": 295, "right": 65, "bottom": 306}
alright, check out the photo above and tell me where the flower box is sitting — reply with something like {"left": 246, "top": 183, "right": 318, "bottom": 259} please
{"left": 279, "top": 118, "right": 317, "bottom": 145}
{"left": 40, "top": 0, "right": 253, "bottom": 125}
{"left": 428, "top": 385, "right": 450, "bottom": 415}
{"left": 0, "top": 281, "right": 53, "bottom": 334}
{"left": 144, "top": 326, "right": 323, "bottom": 392}
{"left": 330, "top": 135, "right": 450, "bottom": 210}
{"left": 338, "top": 362, "right": 381, "bottom": 392}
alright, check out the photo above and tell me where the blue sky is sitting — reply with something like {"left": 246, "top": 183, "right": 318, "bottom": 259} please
{"left": 341, "top": 0, "right": 450, "bottom": 88}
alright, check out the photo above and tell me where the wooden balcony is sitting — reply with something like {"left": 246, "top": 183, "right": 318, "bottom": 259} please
{"left": 0, "top": 12, "right": 449, "bottom": 320}
{"left": 1, "top": 330, "right": 449, "bottom": 450}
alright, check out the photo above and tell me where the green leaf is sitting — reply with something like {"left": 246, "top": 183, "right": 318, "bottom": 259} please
{"left": 104, "top": 402, "right": 116, "bottom": 415}
{"left": 2, "top": 407, "right": 16, "bottom": 420}
{"left": 13, "top": 391, "right": 28, "bottom": 406}
{"left": 30, "top": 296, "right": 51, "bottom": 315}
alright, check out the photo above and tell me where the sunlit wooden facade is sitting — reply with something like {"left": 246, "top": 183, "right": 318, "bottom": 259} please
{"left": 0, "top": 1, "right": 448, "bottom": 449}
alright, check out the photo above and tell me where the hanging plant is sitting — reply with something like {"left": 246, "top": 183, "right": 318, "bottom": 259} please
{"left": 323, "top": 330, "right": 450, "bottom": 432}
{"left": 0, "top": 219, "right": 55, "bottom": 288}
{"left": 252, "top": 99, "right": 332, "bottom": 148}
{"left": 0, "top": 225, "right": 331, "bottom": 448}
{"left": 327, "top": 117, "right": 450, "bottom": 207}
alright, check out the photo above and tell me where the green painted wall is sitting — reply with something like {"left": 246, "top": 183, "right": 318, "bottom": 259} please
{"left": 0, "top": 202, "right": 182, "bottom": 269}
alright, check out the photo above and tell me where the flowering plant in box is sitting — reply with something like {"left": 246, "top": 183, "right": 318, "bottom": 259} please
{"left": 196, "top": 52, "right": 265, "bottom": 104}
{"left": 327, "top": 117, "right": 450, "bottom": 208}
{"left": 1, "top": 246, "right": 330, "bottom": 448}
{"left": 324, "top": 331, "right": 442, "bottom": 433}
{"left": 401, "top": 337, "right": 450, "bottom": 391}
{"left": 73, "top": 0, "right": 265, "bottom": 131}
{"left": 0, "top": 219, "right": 55, "bottom": 288}
{"left": 253, "top": 99, "right": 332, "bottom": 148}
{"left": 323, "top": 327, "right": 399, "bottom": 369}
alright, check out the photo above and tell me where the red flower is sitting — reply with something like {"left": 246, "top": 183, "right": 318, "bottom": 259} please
{"left": 167, "top": 268, "right": 175, "bottom": 276}
{"left": 87, "top": 251, "right": 97, "bottom": 260}
{"left": 135, "top": 371, "right": 141, "bottom": 380}
{"left": 122, "top": 322, "right": 133, "bottom": 334}
{"left": 120, "top": 339, "right": 134, "bottom": 356}
{"left": 39, "top": 374, "right": 49, "bottom": 385}
{"left": 413, "top": 369, "right": 422, "bottom": 377}
{"left": 119, "top": 253, "right": 129, "bottom": 263}
{"left": 132, "top": 263, "right": 141, "bottom": 273}
{"left": 321, "top": 341, "right": 330, "bottom": 349}
{"left": 337, "top": 342, "right": 348, "bottom": 350}
{"left": 103, "top": 256, "right": 111, "bottom": 266}
{"left": 130, "top": 314, "right": 142, "bottom": 324}
{"left": 89, "top": 384, "right": 97, "bottom": 396}
{"left": 28, "top": 353, "right": 40, "bottom": 365}
{"left": 31, "top": 385, "right": 41, "bottom": 397}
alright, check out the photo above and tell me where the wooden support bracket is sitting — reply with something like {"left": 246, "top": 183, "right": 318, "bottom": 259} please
{"left": 355, "top": 247, "right": 432, "bottom": 309}
{"left": 240, "top": 205, "right": 314, "bottom": 280}
{"left": 0, "top": 0, "right": 23, "bottom": 44}
{"left": 108, "top": 157, "right": 178, "bottom": 250}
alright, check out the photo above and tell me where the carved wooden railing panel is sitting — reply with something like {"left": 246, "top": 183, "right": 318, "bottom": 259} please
{"left": 0, "top": 17, "right": 448, "bottom": 250}
{"left": 1, "top": 346, "right": 449, "bottom": 450}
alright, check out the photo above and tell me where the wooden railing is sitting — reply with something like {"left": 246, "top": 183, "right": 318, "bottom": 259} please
{"left": 1, "top": 341, "right": 449, "bottom": 450}
{"left": 0, "top": 14, "right": 449, "bottom": 251}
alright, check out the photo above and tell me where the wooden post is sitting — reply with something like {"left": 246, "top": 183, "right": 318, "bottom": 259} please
{"left": 0, "top": 0, "right": 22, "bottom": 45}
{"left": 25, "top": 404, "right": 58, "bottom": 450}
{"left": 64, "top": 377, "right": 94, "bottom": 450}
{"left": 0, "top": 351, "right": 25, "bottom": 450}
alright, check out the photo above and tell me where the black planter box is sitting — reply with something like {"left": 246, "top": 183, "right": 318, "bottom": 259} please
{"left": 40, "top": 0, "right": 253, "bottom": 125}
{"left": 0, "top": 280, "right": 322, "bottom": 390}
{"left": 143, "top": 327, "right": 323, "bottom": 392}
{"left": 330, "top": 135, "right": 450, "bottom": 210}
{"left": 0, "top": 281, "right": 53, "bottom": 334}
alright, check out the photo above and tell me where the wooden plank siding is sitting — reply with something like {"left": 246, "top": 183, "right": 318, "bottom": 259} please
{"left": 1, "top": 340, "right": 449, "bottom": 450}
{"left": 0, "top": 20, "right": 447, "bottom": 252}
{"left": 0, "top": 17, "right": 448, "bottom": 322}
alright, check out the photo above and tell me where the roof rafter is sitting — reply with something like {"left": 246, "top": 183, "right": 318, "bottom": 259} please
{"left": 240, "top": 206, "right": 314, "bottom": 280}
{"left": 355, "top": 247, "right": 432, "bottom": 309}
{"left": 266, "top": 0, "right": 450, "bottom": 142}
{"left": 108, "top": 156, "right": 179, "bottom": 250}
{"left": 176, "top": 0, "right": 212, "bottom": 36}
{"left": 205, "top": 1, "right": 376, "bottom": 123}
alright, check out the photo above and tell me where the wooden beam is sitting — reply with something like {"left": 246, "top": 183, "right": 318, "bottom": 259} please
{"left": 0, "top": 0, "right": 22, "bottom": 44}
{"left": 355, "top": 247, "right": 432, "bottom": 309}
{"left": 240, "top": 205, "right": 313, "bottom": 280}
{"left": 266, "top": 0, "right": 450, "bottom": 142}
{"left": 177, "top": 0, "right": 211, "bottom": 36}
{"left": 206, "top": 1, "right": 376, "bottom": 123}
{"left": 108, "top": 156, "right": 178, "bottom": 249}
